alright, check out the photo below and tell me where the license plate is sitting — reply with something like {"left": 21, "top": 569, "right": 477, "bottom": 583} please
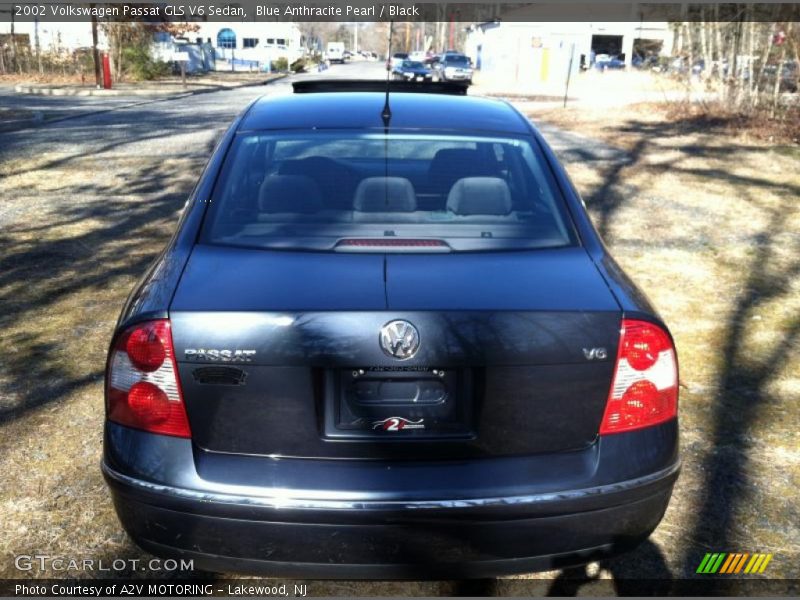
{"left": 323, "top": 368, "right": 475, "bottom": 439}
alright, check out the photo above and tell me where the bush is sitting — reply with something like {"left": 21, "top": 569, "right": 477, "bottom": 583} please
{"left": 122, "top": 45, "right": 170, "bottom": 81}
{"left": 271, "top": 57, "right": 289, "bottom": 72}
{"left": 290, "top": 59, "right": 306, "bottom": 73}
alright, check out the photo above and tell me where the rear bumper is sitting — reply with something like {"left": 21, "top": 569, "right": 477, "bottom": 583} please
{"left": 105, "top": 463, "right": 676, "bottom": 578}
{"left": 107, "top": 473, "right": 675, "bottom": 578}
{"left": 103, "top": 421, "right": 679, "bottom": 578}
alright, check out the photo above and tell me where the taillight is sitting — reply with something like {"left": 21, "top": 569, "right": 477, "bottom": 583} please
{"left": 599, "top": 319, "right": 678, "bottom": 435}
{"left": 106, "top": 319, "right": 191, "bottom": 438}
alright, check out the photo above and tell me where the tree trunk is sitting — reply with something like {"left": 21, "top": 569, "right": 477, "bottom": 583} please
{"left": 699, "top": 8, "right": 710, "bottom": 80}
{"left": 91, "top": 10, "right": 101, "bottom": 87}
{"left": 771, "top": 42, "right": 788, "bottom": 117}
{"left": 752, "top": 22, "right": 775, "bottom": 110}
{"left": 714, "top": 4, "right": 723, "bottom": 76}
{"left": 727, "top": 15, "right": 742, "bottom": 108}
{"left": 745, "top": 6, "right": 756, "bottom": 105}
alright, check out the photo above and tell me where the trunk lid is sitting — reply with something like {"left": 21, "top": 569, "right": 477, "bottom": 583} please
{"left": 170, "top": 246, "right": 621, "bottom": 459}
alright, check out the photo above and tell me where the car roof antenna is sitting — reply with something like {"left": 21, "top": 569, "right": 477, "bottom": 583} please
{"left": 381, "top": 21, "right": 393, "bottom": 127}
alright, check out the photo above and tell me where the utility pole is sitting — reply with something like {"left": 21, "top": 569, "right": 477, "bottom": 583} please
{"left": 10, "top": 6, "right": 17, "bottom": 72}
{"left": 91, "top": 6, "right": 101, "bottom": 87}
{"left": 449, "top": 12, "right": 455, "bottom": 50}
{"left": 563, "top": 43, "right": 575, "bottom": 107}
{"left": 34, "top": 17, "right": 41, "bottom": 74}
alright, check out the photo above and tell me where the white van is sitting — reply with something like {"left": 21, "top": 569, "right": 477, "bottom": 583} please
{"left": 326, "top": 42, "right": 346, "bottom": 64}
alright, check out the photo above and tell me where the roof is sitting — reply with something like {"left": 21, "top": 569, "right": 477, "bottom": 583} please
{"left": 238, "top": 91, "right": 530, "bottom": 134}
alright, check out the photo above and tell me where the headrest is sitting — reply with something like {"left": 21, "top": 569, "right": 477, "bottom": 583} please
{"left": 446, "top": 177, "right": 512, "bottom": 216}
{"left": 353, "top": 177, "right": 417, "bottom": 212}
{"left": 429, "top": 148, "right": 481, "bottom": 168}
{"left": 258, "top": 175, "right": 323, "bottom": 213}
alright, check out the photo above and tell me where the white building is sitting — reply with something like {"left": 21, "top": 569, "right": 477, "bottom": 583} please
{"left": 189, "top": 22, "right": 304, "bottom": 71}
{"left": 2, "top": 20, "right": 302, "bottom": 72}
{"left": 465, "top": 20, "right": 674, "bottom": 93}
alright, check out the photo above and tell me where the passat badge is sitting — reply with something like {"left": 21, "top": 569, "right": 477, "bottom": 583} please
{"left": 379, "top": 320, "right": 420, "bottom": 360}
{"left": 373, "top": 417, "right": 425, "bottom": 431}
{"left": 184, "top": 348, "right": 256, "bottom": 362}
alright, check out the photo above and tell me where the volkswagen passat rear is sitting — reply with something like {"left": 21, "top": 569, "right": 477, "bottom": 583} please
{"left": 103, "top": 82, "right": 679, "bottom": 578}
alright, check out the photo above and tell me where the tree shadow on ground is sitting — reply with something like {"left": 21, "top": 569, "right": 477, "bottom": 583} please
{"left": 674, "top": 200, "right": 799, "bottom": 586}
{"left": 565, "top": 114, "right": 799, "bottom": 589}
{"left": 0, "top": 108, "right": 222, "bottom": 424}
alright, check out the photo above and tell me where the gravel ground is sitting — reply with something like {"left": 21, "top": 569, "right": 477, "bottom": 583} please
{"left": 1, "top": 64, "right": 797, "bottom": 595}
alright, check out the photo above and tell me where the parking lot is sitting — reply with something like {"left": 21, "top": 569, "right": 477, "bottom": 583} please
{"left": 0, "top": 59, "right": 798, "bottom": 594}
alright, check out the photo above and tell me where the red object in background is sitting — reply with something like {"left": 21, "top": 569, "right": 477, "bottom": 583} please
{"left": 448, "top": 17, "right": 455, "bottom": 50}
{"left": 102, "top": 53, "right": 112, "bottom": 89}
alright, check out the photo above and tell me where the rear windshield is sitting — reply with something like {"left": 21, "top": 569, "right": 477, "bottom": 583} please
{"left": 202, "top": 132, "right": 576, "bottom": 252}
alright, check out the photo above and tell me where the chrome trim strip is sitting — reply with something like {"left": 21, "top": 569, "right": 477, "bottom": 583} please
{"left": 102, "top": 460, "right": 680, "bottom": 512}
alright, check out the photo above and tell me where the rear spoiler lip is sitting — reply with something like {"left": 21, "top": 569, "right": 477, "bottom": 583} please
{"left": 292, "top": 79, "right": 469, "bottom": 95}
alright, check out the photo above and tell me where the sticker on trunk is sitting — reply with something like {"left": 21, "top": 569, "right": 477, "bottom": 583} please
{"left": 372, "top": 417, "right": 425, "bottom": 431}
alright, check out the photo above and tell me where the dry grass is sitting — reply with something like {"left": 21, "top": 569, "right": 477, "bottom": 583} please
{"left": 0, "top": 73, "right": 87, "bottom": 86}
{"left": 528, "top": 103, "right": 800, "bottom": 580}
{"left": 0, "top": 148, "right": 204, "bottom": 578}
{"left": 0, "top": 101, "right": 797, "bottom": 593}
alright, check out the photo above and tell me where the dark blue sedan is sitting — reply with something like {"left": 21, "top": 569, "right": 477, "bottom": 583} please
{"left": 392, "top": 59, "right": 433, "bottom": 82}
{"left": 103, "top": 81, "right": 679, "bottom": 578}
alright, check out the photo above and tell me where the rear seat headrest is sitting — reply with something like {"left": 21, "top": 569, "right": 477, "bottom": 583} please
{"left": 353, "top": 177, "right": 417, "bottom": 212}
{"left": 446, "top": 177, "right": 512, "bottom": 216}
{"left": 259, "top": 175, "right": 323, "bottom": 213}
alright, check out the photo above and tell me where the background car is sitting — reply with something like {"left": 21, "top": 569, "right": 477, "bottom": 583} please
{"left": 392, "top": 59, "right": 434, "bottom": 82}
{"left": 780, "top": 60, "right": 798, "bottom": 92}
{"left": 326, "top": 41, "right": 346, "bottom": 64}
{"left": 434, "top": 53, "right": 473, "bottom": 83}
{"left": 595, "top": 54, "right": 626, "bottom": 70}
{"left": 386, "top": 51, "right": 409, "bottom": 71}
{"left": 426, "top": 52, "right": 442, "bottom": 66}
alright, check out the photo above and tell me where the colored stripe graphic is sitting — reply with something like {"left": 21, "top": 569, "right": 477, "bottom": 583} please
{"left": 745, "top": 554, "right": 758, "bottom": 573}
{"left": 697, "top": 552, "right": 772, "bottom": 574}
{"left": 696, "top": 553, "right": 713, "bottom": 574}
{"left": 720, "top": 554, "right": 736, "bottom": 573}
{"left": 710, "top": 553, "right": 727, "bottom": 573}
{"left": 698, "top": 553, "right": 727, "bottom": 573}
{"left": 734, "top": 553, "right": 750, "bottom": 573}
{"left": 758, "top": 554, "right": 773, "bottom": 573}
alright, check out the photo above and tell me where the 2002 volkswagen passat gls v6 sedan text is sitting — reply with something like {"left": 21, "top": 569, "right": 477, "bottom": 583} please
{"left": 103, "top": 80, "right": 679, "bottom": 578}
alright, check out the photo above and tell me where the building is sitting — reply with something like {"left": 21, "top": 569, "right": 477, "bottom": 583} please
{"left": 465, "top": 20, "right": 674, "bottom": 93}
{"left": 2, "top": 20, "right": 303, "bottom": 73}
{"left": 187, "top": 22, "right": 304, "bottom": 71}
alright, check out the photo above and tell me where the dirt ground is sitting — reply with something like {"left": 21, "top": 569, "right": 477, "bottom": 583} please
{"left": 0, "top": 98, "right": 798, "bottom": 595}
{"left": 527, "top": 103, "right": 800, "bottom": 579}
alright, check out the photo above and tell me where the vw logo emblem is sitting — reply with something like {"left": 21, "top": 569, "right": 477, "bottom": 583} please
{"left": 379, "top": 320, "right": 420, "bottom": 360}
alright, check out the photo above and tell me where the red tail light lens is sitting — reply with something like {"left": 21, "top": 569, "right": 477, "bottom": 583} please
{"left": 128, "top": 381, "right": 171, "bottom": 423}
{"left": 125, "top": 327, "right": 166, "bottom": 372}
{"left": 106, "top": 319, "right": 191, "bottom": 438}
{"left": 600, "top": 319, "right": 678, "bottom": 435}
